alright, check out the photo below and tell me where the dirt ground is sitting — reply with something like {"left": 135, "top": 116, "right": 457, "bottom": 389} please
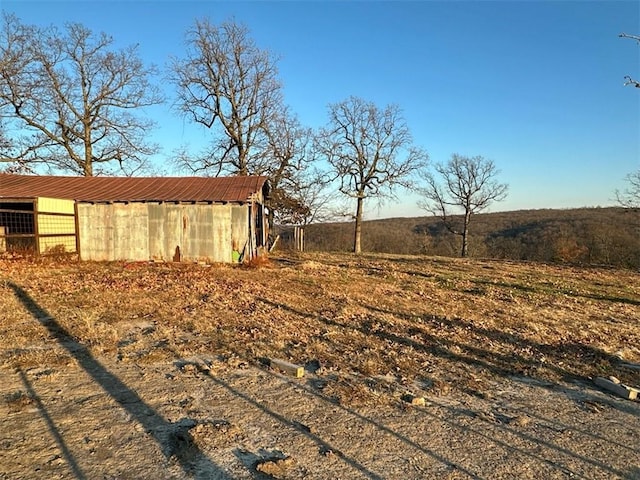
{"left": 1, "top": 252, "right": 639, "bottom": 479}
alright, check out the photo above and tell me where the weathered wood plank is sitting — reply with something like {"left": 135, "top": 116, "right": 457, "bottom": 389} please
{"left": 594, "top": 377, "right": 638, "bottom": 400}
{"left": 270, "top": 358, "right": 304, "bottom": 378}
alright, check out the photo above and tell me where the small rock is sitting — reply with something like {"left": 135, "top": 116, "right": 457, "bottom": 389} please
{"left": 402, "top": 394, "right": 426, "bottom": 406}
{"left": 270, "top": 358, "right": 304, "bottom": 378}
{"left": 431, "top": 379, "right": 451, "bottom": 396}
{"left": 181, "top": 364, "right": 198, "bottom": 374}
{"left": 320, "top": 446, "right": 334, "bottom": 457}
{"left": 256, "top": 457, "right": 295, "bottom": 478}
{"left": 511, "top": 415, "right": 531, "bottom": 427}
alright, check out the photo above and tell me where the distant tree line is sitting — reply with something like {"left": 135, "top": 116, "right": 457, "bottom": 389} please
{"left": 303, "top": 207, "right": 640, "bottom": 269}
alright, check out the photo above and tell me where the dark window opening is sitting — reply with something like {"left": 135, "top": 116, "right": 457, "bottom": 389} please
{"left": 0, "top": 202, "right": 36, "bottom": 252}
{"left": 256, "top": 204, "right": 265, "bottom": 247}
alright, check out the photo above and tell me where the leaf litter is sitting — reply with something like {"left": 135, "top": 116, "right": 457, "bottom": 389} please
{"left": 0, "top": 252, "right": 639, "bottom": 479}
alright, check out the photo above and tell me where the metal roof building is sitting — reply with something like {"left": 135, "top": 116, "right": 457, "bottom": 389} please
{"left": 0, "top": 174, "right": 269, "bottom": 263}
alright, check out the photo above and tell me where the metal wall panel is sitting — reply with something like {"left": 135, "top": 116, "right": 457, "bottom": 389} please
{"left": 162, "top": 204, "right": 183, "bottom": 262}
{"left": 78, "top": 202, "right": 238, "bottom": 262}
{"left": 112, "top": 203, "right": 148, "bottom": 261}
{"left": 77, "top": 204, "right": 114, "bottom": 261}
{"left": 231, "top": 205, "right": 249, "bottom": 259}
{"left": 37, "top": 197, "right": 75, "bottom": 215}
{"left": 210, "top": 204, "right": 232, "bottom": 263}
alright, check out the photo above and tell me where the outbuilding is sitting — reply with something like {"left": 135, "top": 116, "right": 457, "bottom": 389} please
{"left": 0, "top": 173, "right": 269, "bottom": 263}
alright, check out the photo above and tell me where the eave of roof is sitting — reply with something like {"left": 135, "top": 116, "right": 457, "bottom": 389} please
{"left": 0, "top": 174, "right": 269, "bottom": 203}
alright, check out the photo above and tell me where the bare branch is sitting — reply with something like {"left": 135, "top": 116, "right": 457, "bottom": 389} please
{"left": 418, "top": 154, "right": 508, "bottom": 257}
{"left": 619, "top": 33, "right": 640, "bottom": 43}
{"left": 316, "top": 96, "right": 428, "bottom": 253}
{"left": 170, "top": 18, "right": 282, "bottom": 176}
{"left": 615, "top": 169, "right": 640, "bottom": 209}
{"left": 620, "top": 33, "right": 640, "bottom": 89}
{"left": 623, "top": 75, "right": 640, "bottom": 88}
{"left": 261, "top": 106, "right": 322, "bottom": 226}
{"left": 0, "top": 13, "right": 163, "bottom": 176}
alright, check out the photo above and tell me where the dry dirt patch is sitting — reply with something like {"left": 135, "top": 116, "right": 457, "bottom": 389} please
{"left": 1, "top": 253, "right": 639, "bottom": 479}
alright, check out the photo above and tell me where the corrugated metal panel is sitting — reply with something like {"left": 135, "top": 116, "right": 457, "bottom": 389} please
{"left": 112, "top": 204, "right": 148, "bottom": 261}
{"left": 79, "top": 202, "right": 234, "bottom": 263}
{"left": 231, "top": 205, "right": 249, "bottom": 257}
{"left": 77, "top": 204, "right": 114, "bottom": 261}
{"left": 0, "top": 174, "right": 268, "bottom": 204}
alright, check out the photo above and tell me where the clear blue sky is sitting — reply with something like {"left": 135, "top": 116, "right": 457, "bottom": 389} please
{"left": 3, "top": 0, "right": 639, "bottom": 218}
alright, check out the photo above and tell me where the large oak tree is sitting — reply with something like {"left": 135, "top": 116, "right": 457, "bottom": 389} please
{"left": 316, "top": 96, "right": 427, "bottom": 254}
{"left": 171, "top": 18, "right": 282, "bottom": 176}
{"left": 171, "top": 18, "right": 326, "bottom": 227}
{"left": 0, "top": 14, "right": 163, "bottom": 176}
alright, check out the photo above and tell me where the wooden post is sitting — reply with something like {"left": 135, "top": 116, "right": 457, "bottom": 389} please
{"left": 33, "top": 199, "right": 40, "bottom": 256}
{"left": 270, "top": 358, "right": 304, "bottom": 378}
{"left": 73, "top": 202, "right": 81, "bottom": 258}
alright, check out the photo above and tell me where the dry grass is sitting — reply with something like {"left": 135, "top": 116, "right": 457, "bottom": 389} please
{"left": 1, "top": 252, "right": 639, "bottom": 406}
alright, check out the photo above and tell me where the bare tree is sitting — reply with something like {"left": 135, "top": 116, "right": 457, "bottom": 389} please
{"left": 615, "top": 170, "right": 640, "bottom": 208}
{"left": 0, "top": 14, "right": 163, "bottom": 176}
{"left": 263, "top": 106, "right": 317, "bottom": 227}
{"left": 171, "top": 18, "right": 282, "bottom": 176}
{"left": 295, "top": 168, "right": 335, "bottom": 226}
{"left": 0, "top": 120, "right": 29, "bottom": 173}
{"left": 620, "top": 33, "right": 640, "bottom": 88}
{"left": 419, "top": 154, "right": 508, "bottom": 258}
{"left": 316, "top": 96, "right": 427, "bottom": 254}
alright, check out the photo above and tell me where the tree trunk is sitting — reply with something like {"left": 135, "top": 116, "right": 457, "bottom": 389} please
{"left": 353, "top": 195, "right": 364, "bottom": 254}
{"left": 461, "top": 210, "right": 471, "bottom": 257}
{"left": 83, "top": 123, "right": 93, "bottom": 176}
{"left": 83, "top": 161, "right": 93, "bottom": 177}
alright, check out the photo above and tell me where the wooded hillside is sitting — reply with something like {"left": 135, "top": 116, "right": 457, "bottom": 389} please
{"left": 302, "top": 207, "right": 640, "bottom": 268}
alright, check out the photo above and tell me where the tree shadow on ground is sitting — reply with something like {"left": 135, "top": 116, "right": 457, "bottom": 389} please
{"left": 16, "top": 367, "right": 87, "bottom": 480}
{"left": 307, "top": 253, "right": 640, "bottom": 306}
{"left": 8, "top": 282, "right": 230, "bottom": 480}
{"left": 173, "top": 356, "right": 484, "bottom": 480}
{"left": 253, "top": 296, "right": 640, "bottom": 479}
{"left": 170, "top": 353, "right": 387, "bottom": 480}
{"left": 471, "top": 277, "right": 640, "bottom": 306}
{"left": 361, "top": 303, "right": 634, "bottom": 386}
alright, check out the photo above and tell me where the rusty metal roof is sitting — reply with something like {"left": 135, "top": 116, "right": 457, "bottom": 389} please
{"left": 0, "top": 174, "right": 269, "bottom": 203}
